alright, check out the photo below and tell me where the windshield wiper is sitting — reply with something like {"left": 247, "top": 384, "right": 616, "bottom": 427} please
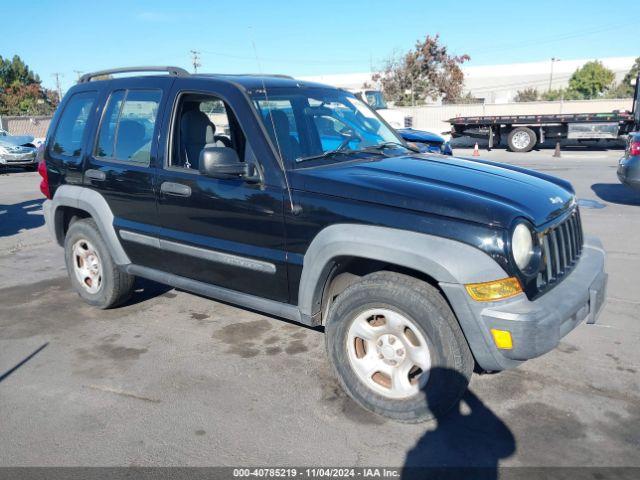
{"left": 296, "top": 142, "right": 416, "bottom": 164}
{"left": 362, "top": 141, "right": 420, "bottom": 153}
{"left": 296, "top": 147, "right": 366, "bottom": 163}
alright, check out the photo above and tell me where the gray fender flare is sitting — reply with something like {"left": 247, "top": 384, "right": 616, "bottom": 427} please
{"left": 44, "top": 185, "right": 130, "bottom": 265}
{"left": 297, "top": 224, "right": 507, "bottom": 318}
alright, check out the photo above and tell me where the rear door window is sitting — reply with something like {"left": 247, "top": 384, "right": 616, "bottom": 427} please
{"left": 95, "top": 89, "right": 162, "bottom": 165}
{"left": 95, "top": 90, "right": 125, "bottom": 158}
{"left": 50, "top": 91, "right": 97, "bottom": 158}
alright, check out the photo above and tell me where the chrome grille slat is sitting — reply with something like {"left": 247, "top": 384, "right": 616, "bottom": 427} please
{"left": 557, "top": 225, "right": 567, "bottom": 272}
{"left": 543, "top": 235, "right": 553, "bottom": 283}
{"left": 536, "top": 208, "right": 584, "bottom": 296}
{"left": 571, "top": 214, "right": 579, "bottom": 257}
{"left": 550, "top": 229, "right": 561, "bottom": 275}
{"left": 564, "top": 222, "right": 574, "bottom": 264}
{"left": 577, "top": 211, "right": 584, "bottom": 252}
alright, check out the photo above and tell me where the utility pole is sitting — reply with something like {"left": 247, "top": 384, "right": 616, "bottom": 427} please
{"left": 548, "top": 57, "right": 559, "bottom": 91}
{"left": 73, "top": 70, "right": 83, "bottom": 81}
{"left": 52, "top": 73, "right": 63, "bottom": 102}
{"left": 190, "top": 50, "right": 201, "bottom": 73}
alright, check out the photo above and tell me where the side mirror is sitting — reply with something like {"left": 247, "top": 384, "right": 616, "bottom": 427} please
{"left": 199, "top": 146, "right": 250, "bottom": 180}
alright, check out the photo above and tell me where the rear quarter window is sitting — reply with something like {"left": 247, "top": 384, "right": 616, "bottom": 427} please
{"left": 49, "top": 91, "right": 97, "bottom": 158}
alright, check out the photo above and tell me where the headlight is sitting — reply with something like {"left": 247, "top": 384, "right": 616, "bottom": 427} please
{"left": 512, "top": 223, "right": 534, "bottom": 271}
{"left": 0, "top": 145, "right": 9, "bottom": 154}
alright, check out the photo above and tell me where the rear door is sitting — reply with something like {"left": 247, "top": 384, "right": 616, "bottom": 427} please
{"left": 84, "top": 77, "right": 173, "bottom": 268}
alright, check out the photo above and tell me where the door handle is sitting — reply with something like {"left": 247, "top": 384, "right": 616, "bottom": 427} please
{"left": 85, "top": 169, "right": 106, "bottom": 181}
{"left": 161, "top": 182, "right": 191, "bottom": 197}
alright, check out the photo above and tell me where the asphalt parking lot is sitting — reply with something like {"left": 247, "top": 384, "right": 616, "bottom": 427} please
{"left": 1, "top": 147, "right": 639, "bottom": 467}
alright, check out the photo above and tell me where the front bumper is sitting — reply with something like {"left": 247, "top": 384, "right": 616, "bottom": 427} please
{"left": 441, "top": 236, "right": 607, "bottom": 371}
{"left": 0, "top": 152, "right": 37, "bottom": 165}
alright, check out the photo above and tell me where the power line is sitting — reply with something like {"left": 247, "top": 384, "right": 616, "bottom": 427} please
{"left": 190, "top": 50, "right": 201, "bottom": 73}
{"left": 468, "top": 68, "right": 631, "bottom": 94}
{"left": 197, "top": 22, "right": 635, "bottom": 70}
{"left": 199, "top": 49, "right": 363, "bottom": 66}
{"left": 469, "top": 21, "right": 636, "bottom": 59}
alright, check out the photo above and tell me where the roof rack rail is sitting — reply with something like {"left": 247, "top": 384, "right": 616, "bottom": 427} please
{"left": 78, "top": 66, "right": 189, "bottom": 83}
{"left": 210, "top": 73, "right": 295, "bottom": 79}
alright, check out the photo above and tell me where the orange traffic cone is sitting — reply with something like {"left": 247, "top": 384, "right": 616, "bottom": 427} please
{"left": 473, "top": 142, "right": 480, "bottom": 156}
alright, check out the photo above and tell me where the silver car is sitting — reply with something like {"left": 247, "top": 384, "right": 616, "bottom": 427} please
{"left": 0, "top": 129, "right": 38, "bottom": 169}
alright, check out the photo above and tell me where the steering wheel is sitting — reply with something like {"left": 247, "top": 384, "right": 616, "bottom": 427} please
{"left": 336, "top": 128, "right": 361, "bottom": 151}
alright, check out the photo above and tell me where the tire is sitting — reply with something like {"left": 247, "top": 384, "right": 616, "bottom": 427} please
{"left": 64, "top": 218, "right": 134, "bottom": 309}
{"left": 507, "top": 127, "right": 537, "bottom": 152}
{"left": 325, "top": 271, "right": 473, "bottom": 423}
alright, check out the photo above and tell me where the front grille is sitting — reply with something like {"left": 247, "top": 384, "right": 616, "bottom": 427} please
{"left": 536, "top": 208, "right": 584, "bottom": 293}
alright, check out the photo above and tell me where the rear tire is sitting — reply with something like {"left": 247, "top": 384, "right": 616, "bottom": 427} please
{"left": 325, "top": 271, "right": 473, "bottom": 423}
{"left": 64, "top": 218, "right": 135, "bottom": 309}
{"left": 508, "top": 127, "right": 537, "bottom": 152}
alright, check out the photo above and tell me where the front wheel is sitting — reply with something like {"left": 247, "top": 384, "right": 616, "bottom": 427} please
{"left": 325, "top": 271, "right": 474, "bottom": 423}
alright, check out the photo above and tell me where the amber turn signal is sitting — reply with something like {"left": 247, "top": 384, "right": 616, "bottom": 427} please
{"left": 465, "top": 277, "right": 523, "bottom": 302}
{"left": 490, "top": 329, "right": 514, "bottom": 350}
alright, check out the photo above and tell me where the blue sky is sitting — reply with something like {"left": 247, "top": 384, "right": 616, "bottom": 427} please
{"left": 2, "top": 0, "right": 638, "bottom": 93}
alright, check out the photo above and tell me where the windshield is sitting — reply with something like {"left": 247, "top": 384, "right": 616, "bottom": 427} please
{"left": 252, "top": 87, "right": 402, "bottom": 166}
{"left": 364, "top": 90, "right": 388, "bottom": 110}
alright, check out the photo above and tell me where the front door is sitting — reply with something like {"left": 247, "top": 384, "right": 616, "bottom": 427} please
{"left": 155, "top": 83, "right": 289, "bottom": 302}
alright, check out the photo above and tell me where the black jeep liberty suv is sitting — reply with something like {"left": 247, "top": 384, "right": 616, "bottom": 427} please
{"left": 40, "top": 67, "right": 607, "bottom": 423}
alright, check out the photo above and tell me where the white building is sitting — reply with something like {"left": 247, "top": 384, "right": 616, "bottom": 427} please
{"left": 298, "top": 56, "right": 637, "bottom": 104}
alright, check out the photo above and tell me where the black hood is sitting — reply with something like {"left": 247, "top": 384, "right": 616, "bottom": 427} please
{"left": 290, "top": 154, "right": 575, "bottom": 228}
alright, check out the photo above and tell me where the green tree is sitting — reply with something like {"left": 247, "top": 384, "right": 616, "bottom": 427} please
{"left": 514, "top": 88, "right": 539, "bottom": 102}
{"left": 540, "top": 88, "right": 584, "bottom": 101}
{"left": 0, "top": 55, "right": 40, "bottom": 89}
{"left": 567, "top": 61, "right": 615, "bottom": 99}
{"left": 372, "top": 34, "right": 470, "bottom": 105}
{"left": 0, "top": 55, "right": 57, "bottom": 115}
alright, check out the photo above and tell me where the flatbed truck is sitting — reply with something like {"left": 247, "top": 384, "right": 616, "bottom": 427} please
{"left": 448, "top": 74, "right": 640, "bottom": 152}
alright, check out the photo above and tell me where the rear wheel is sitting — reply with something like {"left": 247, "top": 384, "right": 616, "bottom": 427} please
{"left": 508, "top": 127, "right": 537, "bottom": 152}
{"left": 64, "top": 218, "right": 134, "bottom": 308}
{"left": 325, "top": 271, "right": 473, "bottom": 423}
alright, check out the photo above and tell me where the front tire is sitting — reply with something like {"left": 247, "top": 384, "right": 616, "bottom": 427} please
{"left": 325, "top": 271, "right": 473, "bottom": 423}
{"left": 64, "top": 218, "right": 135, "bottom": 309}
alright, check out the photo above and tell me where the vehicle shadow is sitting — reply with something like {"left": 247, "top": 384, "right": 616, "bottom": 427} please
{"left": 591, "top": 183, "right": 640, "bottom": 206}
{"left": 0, "top": 166, "right": 36, "bottom": 175}
{"left": 122, "top": 277, "right": 173, "bottom": 307}
{"left": 402, "top": 368, "right": 515, "bottom": 479}
{"left": 0, "top": 199, "right": 45, "bottom": 237}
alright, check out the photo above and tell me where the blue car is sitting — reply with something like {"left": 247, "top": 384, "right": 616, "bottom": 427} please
{"left": 397, "top": 127, "right": 453, "bottom": 156}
